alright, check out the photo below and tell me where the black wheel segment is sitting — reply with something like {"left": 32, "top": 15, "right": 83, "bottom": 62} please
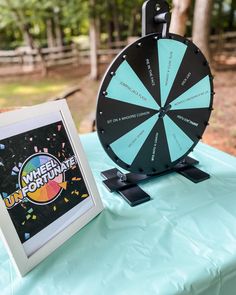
{"left": 96, "top": 33, "right": 214, "bottom": 175}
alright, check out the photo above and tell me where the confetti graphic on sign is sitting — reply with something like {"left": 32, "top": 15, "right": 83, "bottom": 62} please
{"left": 81, "top": 194, "right": 89, "bottom": 199}
{"left": 72, "top": 177, "right": 81, "bottom": 182}
{"left": 0, "top": 121, "right": 90, "bottom": 244}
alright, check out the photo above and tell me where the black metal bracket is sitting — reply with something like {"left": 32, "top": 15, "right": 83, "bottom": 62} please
{"left": 101, "top": 157, "right": 210, "bottom": 207}
{"left": 142, "top": 0, "right": 171, "bottom": 37}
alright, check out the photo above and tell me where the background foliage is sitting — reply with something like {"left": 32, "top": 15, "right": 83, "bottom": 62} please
{"left": 0, "top": 0, "right": 235, "bottom": 50}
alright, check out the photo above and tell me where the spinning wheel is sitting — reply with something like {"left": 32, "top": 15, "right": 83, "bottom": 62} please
{"left": 96, "top": 0, "right": 214, "bottom": 206}
{"left": 97, "top": 33, "right": 213, "bottom": 175}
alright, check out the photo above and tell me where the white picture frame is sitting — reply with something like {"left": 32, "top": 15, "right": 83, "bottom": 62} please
{"left": 0, "top": 100, "right": 103, "bottom": 277}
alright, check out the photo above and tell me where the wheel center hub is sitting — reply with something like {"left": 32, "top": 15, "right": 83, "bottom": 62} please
{"left": 159, "top": 104, "right": 172, "bottom": 118}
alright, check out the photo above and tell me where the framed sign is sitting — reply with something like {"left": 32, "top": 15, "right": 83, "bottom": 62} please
{"left": 0, "top": 100, "right": 103, "bottom": 276}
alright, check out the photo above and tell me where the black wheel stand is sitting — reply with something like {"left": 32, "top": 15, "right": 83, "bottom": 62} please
{"left": 101, "top": 156, "right": 210, "bottom": 207}
{"left": 97, "top": 0, "right": 212, "bottom": 207}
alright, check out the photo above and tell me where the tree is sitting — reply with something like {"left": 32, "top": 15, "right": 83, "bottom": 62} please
{"left": 46, "top": 18, "right": 55, "bottom": 48}
{"left": 53, "top": 6, "right": 63, "bottom": 47}
{"left": 2, "top": 0, "right": 34, "bottom": 48}
{"left": 170, "top": 0, "right": 192, "bottom": 36}
{"left": 192, "top": 0, "right": 214, "bottom": 62}
{"left": 89, "top": 0, "right": 98, "bottom": 80}
{"left": 229, "top": 0, "right": 236, "bottom": 30}
{"left": 112, "top": 0, "right": 121, "bottom": 42}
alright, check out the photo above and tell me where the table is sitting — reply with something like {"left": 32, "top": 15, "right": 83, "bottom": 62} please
{"left": 1, "top": 132, "right": 236, "bottom": 295}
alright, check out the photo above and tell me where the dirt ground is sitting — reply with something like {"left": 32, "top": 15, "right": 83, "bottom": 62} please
{"left": 203, "top": 70, "right": 236, "bottom": 156}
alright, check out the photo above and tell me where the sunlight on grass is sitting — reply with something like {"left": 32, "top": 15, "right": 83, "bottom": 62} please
{"left": 0, "top": 98, "right": 6, "bottom": 105}
{"left": 0, "top": 78, "right": 78, "bottom": 108}
{"left": 13, "top": 84, "right": 67, "bottom": 95}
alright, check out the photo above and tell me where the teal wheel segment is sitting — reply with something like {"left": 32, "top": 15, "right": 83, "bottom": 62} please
{"left": 165, "top": 39, "right": 213, "bottom": 107}
{"left": 96, "top": 33, "right": 214, "bottom": 174}
{"left": 167, "top": 108, "right": 211, "bottom": 142}
{"left": 110, "top": 114, "right": 159, "bottom": 166}
{"left": 163, "top": 115, "right": 194, "bottom": 163}
{"left": 157, "top": 38, "right": 187, "bottom": 108}
{"left": 106, "top": 60, "right": 160, "bottom": 111}
{"left": 171, "top": 76, "right": 211, "bottom": 111}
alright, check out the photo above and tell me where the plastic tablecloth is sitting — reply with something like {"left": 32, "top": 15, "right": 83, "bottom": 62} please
{"left": 1, "top": 132, "right": 236, "bottom": 295}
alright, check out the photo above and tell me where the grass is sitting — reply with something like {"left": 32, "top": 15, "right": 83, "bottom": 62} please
{"left": 0, "top": 78, "right": 78, "bottom": 108}
{"left": 0, "top": 75, "right": 98, "bottom": 131}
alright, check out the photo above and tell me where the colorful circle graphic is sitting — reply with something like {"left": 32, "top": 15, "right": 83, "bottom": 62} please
{"left": 19, "top": 153, "right": 64, "bottom": 205}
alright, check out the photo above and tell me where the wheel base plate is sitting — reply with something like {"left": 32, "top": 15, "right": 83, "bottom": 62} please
{"left": 101, "top": 157, "right": 210, "bottom": 207}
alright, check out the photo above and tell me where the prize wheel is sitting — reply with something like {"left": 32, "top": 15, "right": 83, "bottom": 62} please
{"left": 96, "top": 33, "right": 214, "bottom": 176}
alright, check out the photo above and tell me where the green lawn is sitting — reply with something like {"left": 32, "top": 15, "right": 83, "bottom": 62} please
{"left": 0, "top": 76, "right": 98, "bottom": 132}
{"left": 0, "top": 78, "right": 78, "bottom": 108}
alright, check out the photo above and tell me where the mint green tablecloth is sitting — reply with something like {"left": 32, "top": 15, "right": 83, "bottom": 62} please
{"left": 1, "top": 132, "right": 236, "bottom": 295}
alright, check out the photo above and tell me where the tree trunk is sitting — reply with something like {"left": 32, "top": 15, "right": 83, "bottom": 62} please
{"left": 217, "top": 0, "right": 223, "bottom": 33}
{"left": 54, "top": 12, "right": 63, "bottom": 47}
{"left": 128, "top": 8, "right": 137, "bottom": 37}
{"left": 192, "top": 0, "right": 214, "bottom": 62}
{"left": 112, "top": 0, "right": 121, "bottom": 43}
{"left": 106, "top": 0, "right": 113, "bottom": 47}
{"left": 46, "top": 18, "right": 55, "bottom": 48}
{"left": 89, "top": 0, "right": 98, "bottom": 80}
{"left": 107, "top": 21, "right": 113, "bottom": 48}
{"left": 215, "top": 0, "right": 224, "bottom": 54}
{"left": 170, "top": 0, "right": 192, "bottom": 36}
{"left": 22, "top": 23, "right": 34, "bottom": 49}
{"left": 228, "top": 0, "right": 236, "bottom": 30}
{"left": 96, "top": 18, "right": 101, "bottom": 49}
